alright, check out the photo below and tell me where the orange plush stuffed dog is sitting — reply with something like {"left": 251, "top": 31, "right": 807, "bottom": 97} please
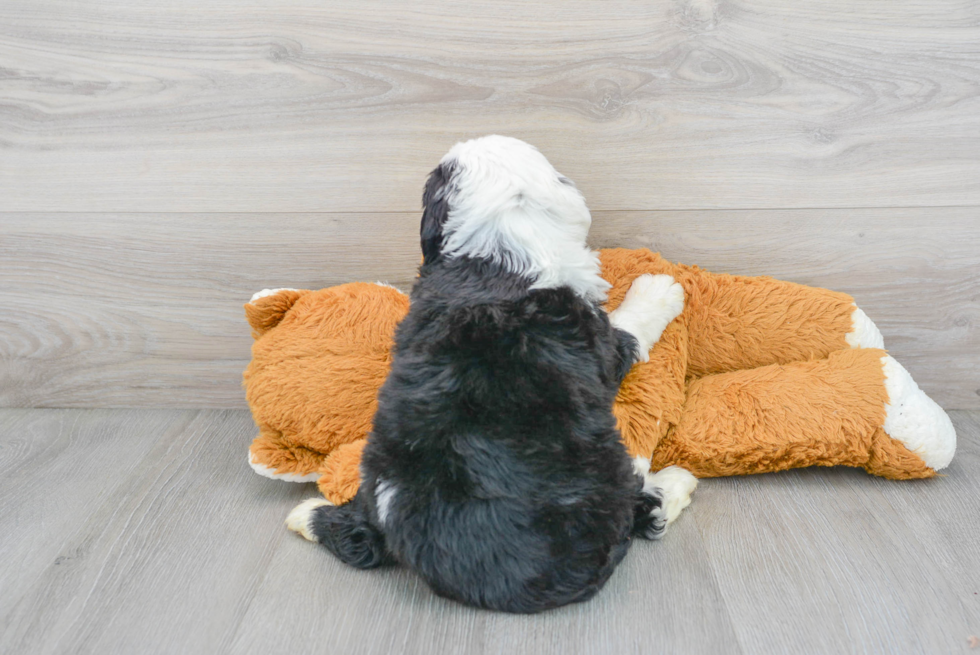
{"left": 244, "top": 248, "right": 956, "bottom": 505}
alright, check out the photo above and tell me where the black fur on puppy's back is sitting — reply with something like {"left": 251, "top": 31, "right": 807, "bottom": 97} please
{"left": 359, "top": 256, "right": 642, "bottom": 613}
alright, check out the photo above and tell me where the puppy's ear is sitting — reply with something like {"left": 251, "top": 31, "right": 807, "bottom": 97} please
{"left": 420, "top": 162, "right": 454, "bottom": 265}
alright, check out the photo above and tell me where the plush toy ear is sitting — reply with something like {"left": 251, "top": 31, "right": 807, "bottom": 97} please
{"left": 420, "top": 161, "right": 455, "bottom": 266}
{"left": 244, "top": 288, "right": 310, "bottom": 339}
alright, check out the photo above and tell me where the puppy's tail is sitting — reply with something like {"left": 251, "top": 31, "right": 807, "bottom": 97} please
{"left": 286, "top": 494, "right": 391, "bottom": 569}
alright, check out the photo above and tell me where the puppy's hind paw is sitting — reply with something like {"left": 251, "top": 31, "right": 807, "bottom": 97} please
{"left": 648, "top": 466, "right": 697, "bottom": 525}
{"left": 633, "top": 465, "right": 697, "bottom": 540}
{"left": 286, "top": 497, "right": 333, "bottom": 542}
{"left": 633, "top": 486, "right": 668, "bottom": 540}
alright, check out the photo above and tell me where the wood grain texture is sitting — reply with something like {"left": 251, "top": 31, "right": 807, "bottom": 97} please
{"left": 1, "top": 408, "right": 977, "bottom": 654}
{"left": 2, "top": 209, "right": 977, "bottom": 409}
{"left": 231, "top": 506, "right": 740, "bottom": 655}
{"left": 1, "top": 0, "right": 978, "bottom": 212}
{"left": 0, "top": 212, "right": 423, "bottom": 408}
{"left": 695, "top": 410, "right": 980, "bottom": 654}
{"left": 0, "top": 409, "right": 311, "bottom": 655}
{"left": 0, "top": 409, "right": 196, "bottom": 614}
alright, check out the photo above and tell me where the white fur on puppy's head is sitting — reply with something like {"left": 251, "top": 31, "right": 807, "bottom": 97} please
{"left": 436, "top": 135, "right": 610, "bottom": 303}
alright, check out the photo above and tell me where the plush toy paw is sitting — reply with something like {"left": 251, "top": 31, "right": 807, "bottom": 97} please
{"left": 846, "top": 304, "right": 885, "bottom": 349}
{"left": 248, "top": 450, "right": 321, "bottom": 483}
{"left": 631, "top": 458, "right": 697, "bottom": 540}
{"left": 610, "top": 274, "right": 685, "bottom": 362}
{"left": 881, "top": 355, "right": 956, "bottom": 470}
{"left": 286, "top": 497, "right": 334, "bottom": 542}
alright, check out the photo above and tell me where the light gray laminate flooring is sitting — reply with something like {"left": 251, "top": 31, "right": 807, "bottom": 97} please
{"left": 1, "top": 409, "right": 977, "bottom": 655}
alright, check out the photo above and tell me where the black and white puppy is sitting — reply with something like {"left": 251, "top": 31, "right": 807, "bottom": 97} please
{"left": 287, "top": 135, "right": 696, "bottom": 613}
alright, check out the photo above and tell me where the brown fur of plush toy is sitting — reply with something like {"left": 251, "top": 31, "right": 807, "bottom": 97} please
{"left": 599, "top": 249, "right": 935, "bottom": 480}
{"left": 244, "top": 283, "right": 408, "bottom": 486}
{"left": 244, "top": 249, "right": 946, "bottom": 504}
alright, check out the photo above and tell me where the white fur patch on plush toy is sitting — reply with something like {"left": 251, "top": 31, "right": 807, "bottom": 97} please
{"left": 249, "top": 452, "right": 321, "bottom": 483}
{"left": 847, "top": 305, "right": 885, "bottom": 349}
{"left": 881, "top": 355, "right": 956, "bottom": 470}
{"left": 249, "top": 288, "right": 299, "bottom": 303}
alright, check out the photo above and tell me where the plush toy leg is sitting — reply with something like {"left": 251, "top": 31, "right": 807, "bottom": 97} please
{"left": 678, "top": 266, "right": 874, "bottom": 377}
{"left": 315, "top": 440, "right": 367, "bottom": 505}
{"left": 598, "top": 248, "right": 882, "bottom": 376}
{"left": 248, "top": 428, "right": 324, "bottom": 483}
{"left": 652, "top": 348, "right": 954, "bottom": 479}
{"left": 879, "top": 355, "right": 956, "bottom": 471}
{"left": 614, "top": 318, "right": 689, "bottom": 460}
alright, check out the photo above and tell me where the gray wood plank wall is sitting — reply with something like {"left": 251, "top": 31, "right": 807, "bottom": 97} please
{"left": 1, "top": 1, "right": 978, "bottom": 409}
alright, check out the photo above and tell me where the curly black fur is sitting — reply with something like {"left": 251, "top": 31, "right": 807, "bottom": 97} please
{"left": 306, "top": 163, "right": 659, "bottom": 613}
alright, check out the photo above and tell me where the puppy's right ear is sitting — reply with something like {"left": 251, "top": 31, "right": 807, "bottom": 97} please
{"left": 420, "top": 161, "right": 454, "bottom": 266}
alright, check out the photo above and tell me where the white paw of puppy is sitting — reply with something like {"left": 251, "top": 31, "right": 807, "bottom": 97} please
{"left": 286, "top": 497, "right": 333, "bottom": 542}
{"left": 610, "top": 274, "right": 685, "bottom": 362}
{"left": 647, "top": 465, "right": 698, "bottom": 525}
{"left": 249, "top": 288, "right": 299, "bottom": 304}
{"left": 632, "top": 458, "right": 698, "bottom": 540}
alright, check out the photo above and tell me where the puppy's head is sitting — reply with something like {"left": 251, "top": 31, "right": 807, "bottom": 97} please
{"left": 420, "top": 135, "right": 609, "bottom": 302}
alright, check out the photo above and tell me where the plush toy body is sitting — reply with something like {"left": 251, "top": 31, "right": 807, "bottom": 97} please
{"left": 244, "top": 249, "right": 956, "bottom": 504}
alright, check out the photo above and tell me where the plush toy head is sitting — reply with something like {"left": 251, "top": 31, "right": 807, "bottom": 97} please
{"left": 245, "top": 249, "right": 953, "bottom": 504}
{"left": 244, "top": 284, "right": 408, "bottom": 485}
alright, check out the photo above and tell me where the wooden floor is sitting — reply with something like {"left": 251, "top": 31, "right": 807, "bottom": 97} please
{"left": 1, "top": 408, "right": 977, "bottom": 655}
